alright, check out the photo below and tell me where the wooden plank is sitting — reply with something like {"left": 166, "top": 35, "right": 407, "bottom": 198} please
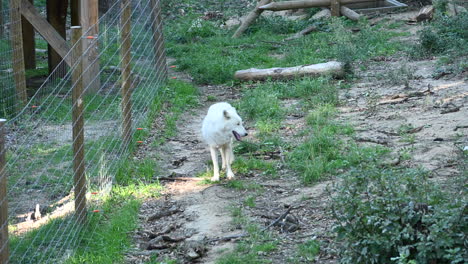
{"left": 10, "top": 0, "right": 27, "bottom": 105}
{"left": 151, "top": 0, "right": 167, "bottom": 81}
{"left": 71, "top": 0, "right": 80, "bottom": 26}
{"left": 0, "top": 119, "right": 8, "bottom": 264}
{"left": 121, "top": 0, "right": 132, "bottom": 146}
{"left": 20, "top": 0, "right": 71, "bottom": 66}
{"left": 331, "top": 0, "right": 341, "bottom": 16}
{"left": 80, "top": 0, "right": 101, "bottom": 94}
{"left": 46, "top": 0, "right": 68, "bottom": 75}
{"left": 71, "top": 26, "right": 87, "bottom": 224}
{"left": 22, "top": 0, "right": 36, "bottom": 70}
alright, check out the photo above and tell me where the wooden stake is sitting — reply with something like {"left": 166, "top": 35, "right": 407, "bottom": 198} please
{"left": 151, "top": 0, "right": 167, "bottom": 81}
{"left": 71, "top": 26, "right": 87, "bottom": 224}
{"left": 10, "top": 0, "right": 27, "bottom": 105}
{"left": 331, "top": 0, "right": 340, "bottom": 16}
{"left": 81, "top": 0, "right": 101, "bottom": 93}
{"left": 0, "top": 119, "right": 8, "bottom": 264}
{"left": 121, "top": 0, "right": 133, "bottom": 146}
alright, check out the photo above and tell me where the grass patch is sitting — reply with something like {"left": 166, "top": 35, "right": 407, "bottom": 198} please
{"left": 216, "top": 205, "right": 278, "bottom": 264}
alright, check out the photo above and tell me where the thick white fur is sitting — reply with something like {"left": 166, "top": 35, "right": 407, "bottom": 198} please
{"left": 202, "top": 102, "right": 247, "bottom": 181}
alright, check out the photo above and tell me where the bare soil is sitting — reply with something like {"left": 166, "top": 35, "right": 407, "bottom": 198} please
{"left": 127, "top": 11, "right": 466, "bottom": 264}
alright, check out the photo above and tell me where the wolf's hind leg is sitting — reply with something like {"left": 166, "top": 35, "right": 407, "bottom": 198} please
{"left": 210, "top": 146, "right": 220, "bottom": 181}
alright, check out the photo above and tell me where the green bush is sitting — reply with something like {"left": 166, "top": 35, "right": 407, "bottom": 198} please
{"left": 331, "top": 166, "right": 467, "bottom": 263}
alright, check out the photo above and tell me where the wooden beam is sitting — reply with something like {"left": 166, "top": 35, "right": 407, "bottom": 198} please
{"left": 259, "top": 0, "right": 376, "bottom": 11}
{"left": 20, "top": 0, "right": 71, "bottom": 66}
{"left": 46, "top": 0, "right": 68, "bottom": 75}
{"left": 10, "top": 0, "right": 28, "bottom": 105}
{"left": 71, "top": 0, "right": 80, "bottom": 26}
{"left": 22, "top": 0, "right": 36, "bottom": 70}
{"left": 331, "top": 0, "right": 340, "bottom": 16}
{"left": 232, "top": 0, "right": 271, "bottom": 38}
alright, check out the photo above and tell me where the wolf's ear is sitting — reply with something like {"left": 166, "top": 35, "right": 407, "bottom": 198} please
{"left": 223, "top": 110, "right": 230, "bottom": 120}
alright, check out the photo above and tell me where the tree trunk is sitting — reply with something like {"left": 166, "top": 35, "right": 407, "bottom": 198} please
{"left": 71, "top": 0, "right": 80, "bottom": 26}
{"left": 46, "top": 0, "right": 68, "bottom": 76}
{"left": 234, "top": 61, "right": 344, "bottom": 81}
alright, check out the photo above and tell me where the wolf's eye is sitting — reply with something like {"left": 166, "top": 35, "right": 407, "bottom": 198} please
{"left": 237, "top": 122, "right": 240, "bottom": 126}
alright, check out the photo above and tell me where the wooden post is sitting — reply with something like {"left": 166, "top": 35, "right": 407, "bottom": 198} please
{"left": 0, "top": 1, "right": 4, "bottom": 38}
{"left": 81, "top": 0, "right": 101, "bottom": 94}
{"left": 46, "top": 0, "right": 68, "bottom": 76}
{"left": 71, "top": 26, "right": 86, "bottom": 224}
{"left": 331, "top": 0, "right": 341, "bottom": 16}
{"left": 0, "top": 119, "right": 8, "bottom": 264}
{"left": 151, "top": 0, "right": 167, "bottom": 81}
{"left": 121, "top": 0, "right": 132, "bottom": 146}
{"left": 22, "top": 0, "right": 36, "bottom": 69}
{"left": 9, "top": 0, "right": 27, "bottom": 105}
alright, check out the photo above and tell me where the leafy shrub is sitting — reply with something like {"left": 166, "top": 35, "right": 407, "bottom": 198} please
{"left": 331, "top": 166, "right": 467, "bottom": 263}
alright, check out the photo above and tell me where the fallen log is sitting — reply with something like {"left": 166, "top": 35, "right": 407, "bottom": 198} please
{"left": 284, "top": 25, "right": 318, "bottom": 40}
{"left": 234, "top": 61, "right": 344, "bottom": 81}
{"left": 340, "top": 6, "right": 361, "bottom": 21}
{"left": 232, "top": 0, "right": 272, "bottom": 38}
{"left": 259, "top": 0, "right": 376, "bottom": 11}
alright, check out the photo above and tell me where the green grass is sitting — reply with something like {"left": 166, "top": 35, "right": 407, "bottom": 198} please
{"left": 165, "top": 14, "right": 405, "bottom": 85}
{"left": 216, "top": 205, "right": 279, "bottom": 264}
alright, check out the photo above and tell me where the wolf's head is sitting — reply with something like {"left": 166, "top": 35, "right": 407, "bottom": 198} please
{"left": 223, "top": 109, "right": 248, "bottom": 141}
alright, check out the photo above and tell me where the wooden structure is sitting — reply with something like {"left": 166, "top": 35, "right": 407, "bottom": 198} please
{"left": 71, "top": 26, "right": 87, "bottom": 224}
{"left": 233, "top": 0, "right": 369, "bottom": 38}
{"left": 10, "top": 0, "right": 102, "bottom": 102}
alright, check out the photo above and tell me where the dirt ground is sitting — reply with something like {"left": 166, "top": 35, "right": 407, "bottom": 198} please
{"left": 126, "top": 10, "right": 467, "bottom": 264}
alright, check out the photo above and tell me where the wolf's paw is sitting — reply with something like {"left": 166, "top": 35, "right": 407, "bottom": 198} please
{"left": 211, "top": 175, "right": 220, "bottom": 182}
{"left": 226, "top": 171, "right": 235, "bottom": 180}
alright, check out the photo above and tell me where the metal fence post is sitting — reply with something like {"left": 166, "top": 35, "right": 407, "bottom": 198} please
{"left": 71, "top": 26, "right": 87, "bottom": 224}
{"left": 0, "top": 119, "right": 9, "bottom": 264}
{"left": 121, "top": 0, "right": 132, "bottom": 146}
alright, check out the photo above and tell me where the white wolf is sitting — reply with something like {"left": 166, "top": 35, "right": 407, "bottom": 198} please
{"left": 202, "top": 102, "right": 248, "bottom": 181}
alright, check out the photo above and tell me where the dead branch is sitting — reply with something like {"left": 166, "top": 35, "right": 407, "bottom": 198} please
{"left": 441, "top": 106, "right": 461, "bottom": 114}
{"left": 454, "top": 125, "right": 468, "bottom": 131}
{"left": 162, "top": 235, "right": 187, "bottom": 242}
{"left": 157, "top": 176, "right": 204, "bottom": 181}
{"left": 234, "top": 61, "right": 344, "bottom": 81}
{"left": 284, "top": 25, "right": 318, "bottom": 41}
{"left": 147, "top": 207, "right": 181, "bottom": 222}
{"left": 354, "top": 136, "right": 389, "bottom": 145}
{"left": 377, "top": 88, "right": 433, "bottom": 105}
{"left": 232, "top": 0, "right": 272, "bottom": 38}
{"left": 261, "top": 207, "right": 293, "bottom": 231}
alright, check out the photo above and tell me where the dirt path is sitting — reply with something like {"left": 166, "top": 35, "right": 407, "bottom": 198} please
{"left": 127, "top": 11, "right": 467, "bottom": 264}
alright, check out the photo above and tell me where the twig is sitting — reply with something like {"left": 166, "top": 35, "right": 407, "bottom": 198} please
{"left": 147, "top": 208, "right": 181, "bottom": 222}
{"left": 157, "top": 176, "right": 203, "bottom": 181}
{"left": 210, "top": 207, "right": 295, "bottom": 242}
{"left": 454, "top": 125, "right": 468, "bottom": 131}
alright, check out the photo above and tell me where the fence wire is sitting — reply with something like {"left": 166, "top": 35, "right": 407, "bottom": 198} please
{"left": 0, "top": 0, "right": 167, "bottom": 262}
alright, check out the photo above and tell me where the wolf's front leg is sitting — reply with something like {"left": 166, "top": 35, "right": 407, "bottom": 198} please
{"left": 210, "top": 146, "right": 220, "bottom": 181}
{"left": 224, "top": 144, "right": 235, "bottom": 180}
{"left": 220, "top": 144, "right": 227, "bottom": 170}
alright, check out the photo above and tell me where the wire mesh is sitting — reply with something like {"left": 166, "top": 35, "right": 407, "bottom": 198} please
{"left": 0, "top": 0, "right": 167, "bottom": 262}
